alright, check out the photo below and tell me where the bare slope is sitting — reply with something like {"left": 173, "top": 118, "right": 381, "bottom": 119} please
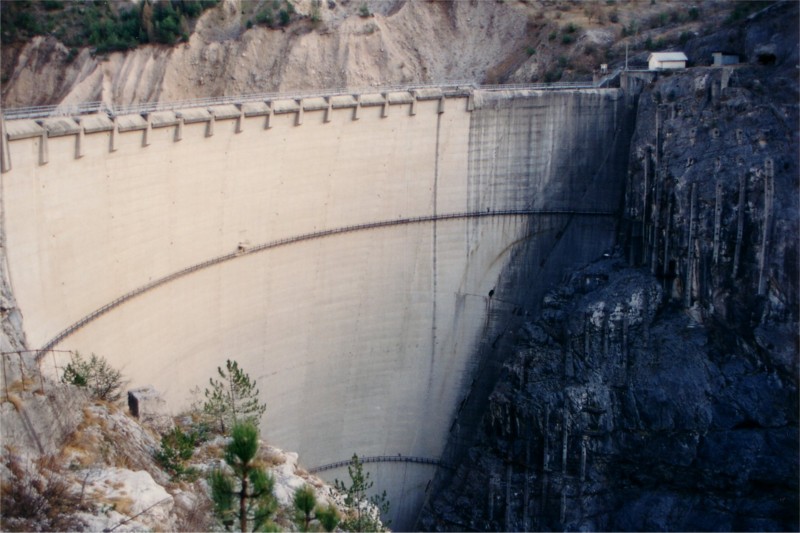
{"left": 1, "top": 0, "right": 742, "bottom": 108}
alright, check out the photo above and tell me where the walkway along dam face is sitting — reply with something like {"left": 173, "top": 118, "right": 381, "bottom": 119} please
{"left": 1, "top": 86, "right": 634, "bottom": 529}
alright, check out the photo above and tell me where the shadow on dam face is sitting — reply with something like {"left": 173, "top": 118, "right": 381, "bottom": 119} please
{"left": 1, "top": 87, "right": 634, "bottom": 529}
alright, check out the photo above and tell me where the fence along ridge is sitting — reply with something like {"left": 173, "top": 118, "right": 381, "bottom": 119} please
{"left": 36, "top": 208, "right": 614, "bottom": 358}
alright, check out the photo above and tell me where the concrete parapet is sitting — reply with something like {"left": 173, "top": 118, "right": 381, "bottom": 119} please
{"left": 300, "top": 97, "right": 329, "bottom": 112}
{"left": 116, "top": 114, "right": 148, "bottom": 132}
{"left": 175, "top": 108, "right": 211, "bottom": 124}
{"left": 414, "top": 87, "right": 445, "bottom": 100}
{"left": 330, "top": 94, "right": 358, "bottom": 109}
{"left": 208, "top": 104, "right": 241, "bottom": 120}
{"left": 359, "top": 93, "right": 387, "bottom": 107}
{"left": 148, "top": 111, "right": 179, "bottom": 128}
{"left": 4, "top": 119, "right": 44, "bottom": 140}
{"left": 272, "top": 99, "right": 300, "bottom": 114}
{"left": 38, "top": 117, "right": 80, "bottom": 137}
{"left": 78, "top": 114, "right": 114, "bottom": 133}
{"left": 387, "top": 91, "right": 415, "bottom": 105}
{"left": 241, "top": 101, "right": 271, "bottom": 117}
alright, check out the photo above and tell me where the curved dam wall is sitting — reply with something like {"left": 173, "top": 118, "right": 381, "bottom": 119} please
{"left": 1, "top": 87, "right": 631, "bottom": 529}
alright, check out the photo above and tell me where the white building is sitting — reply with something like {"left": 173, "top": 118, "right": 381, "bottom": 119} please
{"left": 648, "top": 52, "right": 688, "bottom": 70}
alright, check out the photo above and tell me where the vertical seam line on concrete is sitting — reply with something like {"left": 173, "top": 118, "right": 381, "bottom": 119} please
{"left": 431, "top": 111, "right": 441, "bottom": 379}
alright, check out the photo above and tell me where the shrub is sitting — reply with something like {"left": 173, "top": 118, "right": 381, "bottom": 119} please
{"left": 62, "top": 352, "right": 125, "bottom": 402}
{"left": 544, "top": 68, "right": 563, "bottom": 83}
{"left": 316, "top": 503, "right": 341, "bottom": 532}
{"left": 561, "top": 33, "right": 574, "bottom": 45}
{"left": 154, "top": 426, "right": 203, "bottom": 480}
{"left": 310, "top": 0, "right": 322, "bottom": 24}
{"left": 358, "top": 3, "right": 370, "bottom": 18}
{"left": 278, "top": 8, "right": 291, "bottom": 26}
{"left": 526, "top": 46, "right": 536, "bottom": 56}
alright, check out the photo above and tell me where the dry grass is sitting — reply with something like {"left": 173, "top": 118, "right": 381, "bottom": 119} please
{"left": 5, "top": 377, "right": 38, "bottom": 394}
{"left": 5, "top": 393, "right": 23, "bottom": 412}
{"left": 1, "top": 449, "right": 88, "bottom": 531}
{"left": 107, "top": 495, "right": 135, "bottom": 515}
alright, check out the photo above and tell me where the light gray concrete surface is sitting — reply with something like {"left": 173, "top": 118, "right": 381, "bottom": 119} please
{"left": 1, "top": 89, "right": 629, "bottom": 528}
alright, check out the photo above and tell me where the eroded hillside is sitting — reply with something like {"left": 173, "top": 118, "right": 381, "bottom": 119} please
{"left": 2, "top": 0, "right": 745, "bottom": 108}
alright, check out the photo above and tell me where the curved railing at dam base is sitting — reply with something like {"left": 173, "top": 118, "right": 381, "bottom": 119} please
{"left": 2, "top": 80, "right": 606, "bottom": 121}
{"left": 35, "top": 208, "right": 616, "bottom": 358}
{"left": 308, "top": 455, "right": 453, "bottom": 474}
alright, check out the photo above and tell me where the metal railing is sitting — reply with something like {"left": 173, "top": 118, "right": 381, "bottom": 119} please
{"left": 309, "top": 454, "right": 451, "bottom": 474}
{"left": 3, "top": 80, "right": 603, "bottom": 121}
{"left": 36, "top": 207, "right": 616, "bottom": 357}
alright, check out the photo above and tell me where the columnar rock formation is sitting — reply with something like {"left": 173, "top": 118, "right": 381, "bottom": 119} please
{"left": 418, "top": 5, "right": 799, "bottom": 529}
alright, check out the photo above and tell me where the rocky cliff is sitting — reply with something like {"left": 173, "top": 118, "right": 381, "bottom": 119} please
{"left": 419, "top": 3, "right": 798, "bottom": 530}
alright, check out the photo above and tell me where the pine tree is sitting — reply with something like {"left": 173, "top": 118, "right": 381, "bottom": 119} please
{"left": 292, "top": 484, "right": 316, "bottom": 532}
{"left": 203, "top": 359, "right": 266, "bottom": 434}
{"left": 210, "top": 422, "right": 277, "bottom": 532}
{"left": 316, "top": 502, "right": 341, "bottom": 532}
{"left": 333, "top": 454, "right": 390, "bottom": 532}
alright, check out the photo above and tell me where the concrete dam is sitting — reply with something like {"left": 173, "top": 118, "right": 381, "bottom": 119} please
{"left": 1, "top": 85, "right": 634, "bottom": 528}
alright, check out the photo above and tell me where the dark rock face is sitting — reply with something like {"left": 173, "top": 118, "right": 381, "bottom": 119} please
{"left": 419, "top": 4, "right": 798, "bottom": 531}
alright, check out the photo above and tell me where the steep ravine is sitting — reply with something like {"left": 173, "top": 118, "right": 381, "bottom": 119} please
{"left": 419, "top": 4, "right": 799, "bottom": 530}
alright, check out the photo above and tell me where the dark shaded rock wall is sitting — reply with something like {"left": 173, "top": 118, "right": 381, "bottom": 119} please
{"left": 419, "top": 3, "right": 798, "bottom": 530}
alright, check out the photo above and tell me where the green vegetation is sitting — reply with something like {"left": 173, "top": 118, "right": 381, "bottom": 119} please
{"left": 293, "top": 485, "right": 317, "bottom": 531}
{"left": 358, "top": 3, "right": 371, "bottom": 18}
{"left": 621, "top": 19, "right": 638, "bottom": 37}
{"left": 203, "top": 359, "right": 267, "bottom": 434}
{"left": 726, "top": 1, "right": 762, "bottom": 24}
{"left": 0, "top": 0, "right": 219, "bottom": 51}
{"left": 310, "top": 0, "right": 322, "bottom": 24}
{"left": 544, "top": 67, "right": 563, "bottom": 83}
{"left": 62, "top": 352, "right": 124, "bottom": 402}
{"left": 290, "top": 485, "right": 341, "bottom": 532}
{"left": 253, "top": 0, "right": 296, "bottom": 29}
{"left": 316, "top": 502, "right": 341, "bottom": 532}
{"left": 154, "top": 425, "right": 208, "bottom": 481}
{"left": 210, "top": 422, "right": 278, "bottom": 532}
{"left": 333, "top": 454, "right": 390, "bottom": 532}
